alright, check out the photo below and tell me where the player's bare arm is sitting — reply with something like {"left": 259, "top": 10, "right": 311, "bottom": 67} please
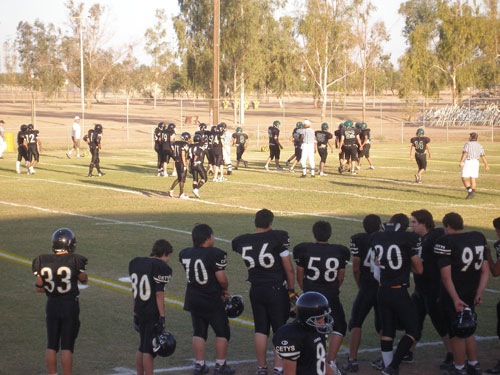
{"left": 474, "top": 260, "right": 490, "bottom": 306}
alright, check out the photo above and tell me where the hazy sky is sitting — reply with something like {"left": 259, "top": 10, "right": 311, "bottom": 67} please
{"left": 0, "top": 0, "right": 407, "bottom": 72}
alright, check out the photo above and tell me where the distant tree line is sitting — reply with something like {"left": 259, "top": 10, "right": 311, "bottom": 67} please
{"left": 0, "top": 0, "right": 498, "bottom": 122}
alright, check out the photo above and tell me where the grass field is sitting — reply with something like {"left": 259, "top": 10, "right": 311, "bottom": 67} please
{"left": 1, "top": 142, "right": 500, "bottom": 375}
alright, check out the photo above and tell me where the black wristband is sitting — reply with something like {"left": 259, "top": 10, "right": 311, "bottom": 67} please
{"left": 288, "top": 289, "right": 295, "bottom": 293}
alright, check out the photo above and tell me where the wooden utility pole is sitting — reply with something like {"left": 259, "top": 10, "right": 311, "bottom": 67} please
{"left": 213, "top": 0, "right": 220, "bottom": 125}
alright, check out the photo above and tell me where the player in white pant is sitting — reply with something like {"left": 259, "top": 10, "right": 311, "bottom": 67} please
{"left": 222, "top": 125, "right": 233, "bottom": 175}
{"left": 300, "top": 120, "right": 316, "bottom": 178}
{"left": 0, "top": 120, "right": 7, "bottom": 158}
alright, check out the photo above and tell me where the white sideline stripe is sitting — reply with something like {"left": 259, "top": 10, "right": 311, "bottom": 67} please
{"left": 105, "top": 336, "right": 499, "bottom": 374}
{"left": 227, "top": 181, "right": 499, "bottom": 211}
{"left": 486, "top": 288, "right": 500, "bottom": 294}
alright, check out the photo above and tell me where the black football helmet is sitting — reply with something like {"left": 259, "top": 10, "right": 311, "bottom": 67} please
{"left": 199, "top": 123, "right": 207, "bottom": 131}
{"left": 27, "top": 124, "right": 34, "bottom": 131}
{"left": 180, "top": 132, "right": 191, "bottom": 142}
{"left": 167, "top": 123, "right": 176, "bottom": 131}
{"left": 193, "top": 134, "right": 202, "bottom": 144}
{"left": 20, "top": 124, "right": 28, "bottom": 132}
{"left": 225, "top": 295, "right": 244, "bottom": 318}
{"left": 219, "top": 122, "right": 227, "bottom": 130}
{"left": 94, "top": 124, "right": 103, "bottom": 133}
{"left": 52, "top": 228, "right": 77, "bottom": 253}
{"left": 157, "top": 122, "right": 165, "bottom": 130}
{"left": 211, "top": 125, "right": 217, "bottom": 132}
{"left": 296, "top": 291, "right": 333, "bottom": 334}
{"left": 152, "top": 331, "right": 176, "bottom": 357}
{"left": 453, "top": 307, "right": 477, "bottom": 338}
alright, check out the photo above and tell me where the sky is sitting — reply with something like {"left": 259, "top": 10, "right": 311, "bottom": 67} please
{"left": 0, "top": 0, "right": 407, "bottom": 72}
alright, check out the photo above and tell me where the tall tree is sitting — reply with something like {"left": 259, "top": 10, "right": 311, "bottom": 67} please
{"left": 16, "top": 20, "right": 65, "bottom": 97}
{"left": 144, "top": 9, "right": 173, "bottom": 108}
{"left": 2, "top": 40, "right": 19, "bottom": 102}
{"left": 353, "top": 0, "right": 388, "bottom": 120}
{"left": 60, "top": 0, "right": 130, "bottom": 105}
{"left": 296, "top": 0, "right": 355, "bottom": 121}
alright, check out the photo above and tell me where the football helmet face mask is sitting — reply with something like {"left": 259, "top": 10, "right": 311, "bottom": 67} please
{"left": 193, "top": 134, "right": 202, "bottom": 144}
{"left": 216, "top": 124, "right": 224, "bottom": 133}
{"left": 273, "top": 120, "right": 280, "bottom": 128}
{"left": 157, "top": 122, "right": 165, "bottom": 130}
{"left": 199, "top": 123, "right": 207, "bottom": 131}
{"left": 180, "top": 132, "right": 191, "bottom": 142}
{"left": 52, "top": 228, "right": 77, "bottom": 253}
{"left": 225, "top": 295, "right": 244, "bottom": 318}
{"left": 321, "top": 122, "right": 329, "bottom": 131}
{"left": 236, "top": 127, "right": 243, "bottom": 133}
{"left": 220, "top": 122, "right": 227, "bottom": 130}
{"left": 94, "top": 124, "right": 103, "bottom": 133}
{"left": 152, "top": 331, "right": 176, "bottom": 357}
{"left": 296, "top": 292, "right": 334, "bottom": 334}
{"left": 27, "top": 124, "right": 34, "bottom": 131}
{"left": 416, "top": 128, "right": 425, "bottom": 136}
{"left": 453, "top": 307, "right": 477, "bottom": 338}
{"left": 167, "top": 123, "right": 176, "bottom": 131}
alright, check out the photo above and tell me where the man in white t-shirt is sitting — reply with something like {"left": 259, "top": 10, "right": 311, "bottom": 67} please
{"left": 300, "top": 119, "right": 316, "bottom": 178}
{"left": 67, "top": 116, "right": 81, "bottom": 158}
{"left": 0, "top": 120, "right": 6, "bottom": 158}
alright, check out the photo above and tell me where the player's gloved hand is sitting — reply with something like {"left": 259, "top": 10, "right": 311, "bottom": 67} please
{"left": 288, "top": 289, "right": 299, "bottom": 318}
{"left": 154, "top": 316, "right": 165, "bottom": 333}
{"left": 134, "top": 315, "right": 140, "bottom": 333}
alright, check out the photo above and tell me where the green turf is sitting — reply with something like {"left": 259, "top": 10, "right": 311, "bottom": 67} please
{"left": 0, "top": 142, "right": 499, "bottom": 374}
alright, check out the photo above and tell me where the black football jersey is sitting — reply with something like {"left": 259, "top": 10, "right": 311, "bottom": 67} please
{"left": 232, "top": 132, "right": 248, "bottom": 147}
{"left": 87, "top": 129, "right": 101, "bottom": 147}
{"left": 410, "top": 136, "right": 430, "bottom": 153}
{"left": 154, "top": 127, "right": 162, "bottom": 147}
{"left": 293, "top": 242, "right": 350, "bottom": 294}
{"left": 191, "top": 143, "right": 207, "bottom": 165}
{"left": 32, "top": 253, "right": 88, "bottom": 298}
{"left": 370, "top": 225, "right": 419, "bottom": 287}
{"left": 413, "top": 227, "right": 445, "bottom": 292}
{"left": 179, "top": 246, "right": 228, "bottom": 310}
{"left": 350, "top": 232, "right": 378, "bottom": 286}
{"left": 360, "top": 128, "right": 371, "bottom": 143}
{"left": 315, "top": 131, "right": 332, "bottom": 147}
{"left": 495, "top": 240, "right": 500, "bottom": 260}
{"left": 273, "top": 321, "right": 329, "bottom": 375}
{"left": 268, "top": 126, "right": 280, "bottom": 146}
{"left": 342, "top": 128, "right": 360, "bottom": 145}
{"left": 26, "top": 129, "right": 39, "bottom": 148}
{"left": 129, "top": 257, "right": 172, "bottom": 317}
{"left": 434, "top": 231, "right": 487, "bottom": 291}
{"left": 232, "top": 230, "right": 290, "bottom": 287}
{"left": 292, "top": 128, "right": 301, "bottom": 145}
{"left": 161, "top": 129, "right": 173, "bottom": 150}
{"left": 17, "top": 131, "right": 26, "bottom": 146}
{"left": 211, "top": 129, "right": 223, "bottom": 152}
{"left": 172, "top": 140, "right": 189, "bottom": 163}
{"left": 334, "top": 129, "right": 341, "bottom": 142}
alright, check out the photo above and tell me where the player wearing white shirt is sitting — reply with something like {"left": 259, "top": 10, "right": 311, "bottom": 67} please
{"left": 222, "top": 124, "right": 233, "bottom": 175}
{"left": 300, "top": 120, "right": 316, "bottom": 178}
{"left": 67, "top": 116, "right": 81, "bottom": 159}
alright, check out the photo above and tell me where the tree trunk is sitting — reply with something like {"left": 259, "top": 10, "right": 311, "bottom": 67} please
{"left": 233, "top": 70, "right": 238, "bottom": 125}
{"left": 362, "top": 68, "right": 367, "bottom": 121}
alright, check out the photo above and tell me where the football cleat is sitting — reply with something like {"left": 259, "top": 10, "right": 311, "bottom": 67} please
{"left": 320, "top": 172, "right": 327, "bottom": 176}
{"left": 414, "top": 174, "right": 419, "bottom": 183}
{"left": 369, "top": 165, "right": 375, "bottom": 169}
{"left": 256, "top": 366, "right": 268, "bottom": 375}
{"left": 311, "top": 174, "right": 315, "bottom": 178}
{"left": 355, "top": 165, "right": 360, "bottom": 170}
{"left": 171, "top": 170, "right": 177, "bottom": 177}
{"left": 402, "top": 352, "right": 413, "bottom": 363}
{"left": 486, "top": 360, "right": 500, "bottom": 374}
{"left": 179, "top": 194, "right": 189, "bottom": 199}
{"left": 445, "top": 367, "right": 467, "bottom": 375}
{"left": 371, "top": 358, "right": 384, "bottom": 371}
{"left": 193, "top": 363, "right": 209, "bottom": 375}
{"left": 98, "top": 172, "right": 105, "bottom": 177}
{"left": 300, "top": 174, "right": 307, "bottom": 178}
{"left": 214, "top": 362, "right": 235, "bottom": 375}
{"left": 289, "top": 168, "right": 295, "bottom": 173}
{"left": 277, "top": 166, "right": 283, "bottom": 171}
{"left": 272, "top": 368, "right": 283, "bottom": 375}
{"left": 264, "top": 165, "right": 269, "bottom": 171}
{"left": 193, "top": 189, "right": 200, "bottom": 199}
{"left": 440, "top": 353, "right": 454, "bottom": 370}
{"left": 466, "top": 191, "right": 475, "bottom": 200}
{"left": 381, "top": 366, "right": 398, "bottom": 375}
{"left": 466, "top": 362, "right": 482, "bottom": 375}
{"left": 329, "top": 360, "right": 346, "bottom": 375}
{"left": 167, "top": 190, "right": 174, "bottom": 197}
{"left": 244, "top": 160, "right": 248, "bottom": 168}
{"left": 351, "top": 171, "right": 357, "bottom": 175}
{"left": 338, "top": 166, "right": 343, "bottom": 174}
{"left": 66, "top": 152, "right": 71, "bottom": 159}
{"left": 342, "top": 359, "right": 359, "bottom": 373}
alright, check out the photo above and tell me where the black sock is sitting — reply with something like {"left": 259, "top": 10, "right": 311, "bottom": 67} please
{"left": 392, "top": 335, "right": 414, "bottom": 369}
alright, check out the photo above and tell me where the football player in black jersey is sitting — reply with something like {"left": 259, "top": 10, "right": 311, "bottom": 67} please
{"left": 273, "top": 291, "right": 335, "bottom": 375}
{"left": 179, "top": 224, "right": 235, "bottom": 375}
{"left": 406, "top": 209, "right": 451, "bottom": 368}
{"left": 370, "top": 214, "right": 423, "bottom": 375}
{"left": 486, "top": 217, "right": 500, "bottom": 374}
{"left": 129, "top": 239, "right": 173, "bottom": 375}
{"left": 190, "top": 134, "right": 208, "bottom": 198}
{"left": 434, "top": 213, "right": 489, "bottom": 375}
{"left": 162, "top": 123, "right": 176, "bottom": 177}
{"left": 338, "top": 120, "right": 361, "bottom": 175}
{"left": 212, "top": 124, "right": 226, "bottom": 182}
{"left": 357, "top": 123, "right": 374, "bottom": 170}
{"left": 343, "top": 214, "right": 382, "bottom": 373}
{"left": 168, "top": 132, "right": 190, "bottom": 199}
{"left": 85, "top": 123, "right": 104, "bottom": 177}
{"left": 232, "top": 209, "right": 295, "bottom": 375}
{"left": 334, "top": 123, "right": 346, "bottom": 173}
{"left": 232, "top": 127, "right": 248, "bottom": 170}
{"left": 264, "top": 120, "right": 284, "bottom": 171}
{"left": 16, "top": 124, "right": 29, "bottom": 174}
{"left": 409, "top": 128, "right": 431, "bottom": 183}
{"left": 26, "top": 123, "right": 42, "bottom": 174}
{"left": 286, "top": 122, "right": 303, "bottom": 173}
{"left": 315, "top": 123, "right": 334, "bottom": 177}
{"left": 293, "top": 221, "right": 350, "bottom": 375}
{"left": 154, "top": 122, "right": 165, "bottom": 176}
{"left": 32, "top": 228, "right": 88, "bottom": 375}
